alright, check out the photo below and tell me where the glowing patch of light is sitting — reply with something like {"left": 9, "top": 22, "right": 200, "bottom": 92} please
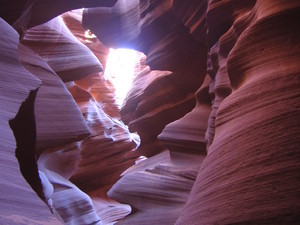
{"left": 104, "top": 48, "right": 138, "bottom": 108}
{"left": 135, "top": 156, "right": 147, "bottom": 164}
{"left": 88, "top": 99, "right": 141, "bottom": 147}
{"left": 84, "top": 29, "right": 97, "bottom": 44}
{"left": 84, "top": 29, "right": 97, "bottom": 39}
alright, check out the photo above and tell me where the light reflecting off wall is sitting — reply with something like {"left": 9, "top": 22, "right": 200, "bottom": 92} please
{"left": 84, "top": 29, "right": 97, "bottom": 44}
{"left": 104, "top": 48, "right": 139, "bottom": 108}
{"left": 84, "top": 29, "right": 97, "bottom": 39}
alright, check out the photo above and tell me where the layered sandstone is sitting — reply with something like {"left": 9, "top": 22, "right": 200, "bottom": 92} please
{"left": 0, "top": 0, "right": 300, "bottom": 225}
{"left": 108, "top": 150, "right": 205, "bottom": 225}
{"left": 83, "top": 0, "right": 208, "bottom": 143}
{"left": 176, "top": 1, "right": 300, "bottom": 224}
{"left": 0, "top": 18, "right": 61, "bottom": 225}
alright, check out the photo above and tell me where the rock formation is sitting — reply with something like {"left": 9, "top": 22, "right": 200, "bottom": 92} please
{"left": 176, "top": 1, "right": 300, "bottom": 224}
{"left": 0, "top": 18, "right": 61, "bottom": 225}
{"left": 0, "top": 0, "right": 299, "bottom": 225}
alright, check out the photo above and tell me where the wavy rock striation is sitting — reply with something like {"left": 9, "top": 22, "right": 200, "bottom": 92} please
{"left": 176, "top": 1, "right": 300, "bottom": 224}
{"left": 83, "top": 0, "right": 208, "bottom": 143}
{"left": 0, "top": 0, "right": 118, "bottom": 37}
{"left": 18, "top": 44, "right": 89, "bottom": 153}
{"left": 68, "top": 83, "right": 139, "bottom": 193}
{"left": 22, "top": 16, "right": 102, "bottom": 82}
{"left": 65, "top": 80, "right": 137, "bottom": 225}
{"left": 108, "top": 150, "right": 205, "bottom": 225}
{"left": 0, "top": 18, "right": 61, "bottom": 225}
{"left": 158, "top": 75, "right": 211, "bottom": 154}
{"left": 1, "top": 0, "right": 300, "bottom": 224}
{"left": 38, "top": 142, "right": 104, "bottom": 225}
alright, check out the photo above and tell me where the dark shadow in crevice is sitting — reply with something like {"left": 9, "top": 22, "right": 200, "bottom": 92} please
{"left": 9, "top": 89, "right": 46, "bottom": 203}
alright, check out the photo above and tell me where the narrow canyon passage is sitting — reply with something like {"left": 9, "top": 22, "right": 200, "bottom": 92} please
{"left": 0, "top": 1, "right": 300, "bottom": 225}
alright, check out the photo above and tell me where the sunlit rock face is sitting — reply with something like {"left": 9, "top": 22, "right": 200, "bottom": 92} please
{"left": 60, "top": 11, "right": 141, "bottom": 197}
{"left": 1, "top": 0, "right": 300, "bottom": 225}
{"left": 83, "top": 0, "right": 208, "bottom": 143}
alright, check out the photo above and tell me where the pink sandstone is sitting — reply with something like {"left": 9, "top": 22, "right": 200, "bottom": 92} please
{"left": 0, "top": 0, "right": 299, "bottom": 224}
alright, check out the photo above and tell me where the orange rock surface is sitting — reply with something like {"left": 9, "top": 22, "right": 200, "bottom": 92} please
{"left": 0, "top": 1, "right": 299, "bottom": 224}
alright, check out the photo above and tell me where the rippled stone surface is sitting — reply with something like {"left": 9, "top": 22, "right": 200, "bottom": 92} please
{"left": 22, "top": 16, "right": 102, "bottom": 82}
{"left": 84, "top": 0, "right": 208, "bottom": 143}
{"left": 18, "top": 44, "right": 89, "bottom": 152}
{"left": 176, "top": 1, "right": 300, "bottom": 224}
{"left": 1, "top": 0, "right": 118, "bottom": 36}
{"left": 1, "top": 0, "right": 300, "bottom": 224}
{"left": 0, "top": 18, "right": 61, "bottom": 225}
{"left": 108, "top": 150, "right": 205, "bottom": 225}
{"left": 158, "top": 75, "right": 211, "bottom": 154}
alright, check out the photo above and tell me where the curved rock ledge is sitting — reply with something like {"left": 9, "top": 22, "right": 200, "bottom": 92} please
{"left": 176, "top": 1, "right": 300, "bottom": 224}
{"left": 0, "top": 1, "right": 299, "bottom": 224}
{"left": 0, "top": 18, "right": 61, "bottom": 225}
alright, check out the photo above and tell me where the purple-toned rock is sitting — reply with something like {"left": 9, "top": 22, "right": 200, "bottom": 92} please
{"left": 22, "top": 16, "right": 102, "bottom": 82}
{"left": 18, "top": 44, "right": 89, "bottom": 153}
{"left": 0, "top": 18, "right": 61, "bottom": 225}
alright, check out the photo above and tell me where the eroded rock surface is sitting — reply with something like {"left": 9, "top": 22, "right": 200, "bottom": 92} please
{"left": 176, "top": 1, "right": 300, "bottom": 224}
{"left": 22, "top": 16, "right": 102, "bottom": 82}
{"left": 18, "top": 44, "right": 89, "bottom": 152}
{"left": 108, "top": 150, "right": 205, "bottom": 225}
{"left": 0, "top": 0, "right": 300, "bottom": 224}
{"left": 83, "top": 0, "right": 208, "bottom": 143}
{"left": 0, "top": 18, "right": 61, "bottom": 225}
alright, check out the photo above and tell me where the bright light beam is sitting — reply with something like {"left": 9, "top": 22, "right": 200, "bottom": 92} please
{"left": 104, "top": 48, "right": 138, "bottom": 108}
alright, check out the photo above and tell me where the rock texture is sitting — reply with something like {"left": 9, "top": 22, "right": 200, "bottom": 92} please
{"left": 37, "top": 142, "right": 104, "bottom": 225}
{"left": 18, "top": 44, "right": 89, "bottom": 152}
{"left": 68, "top": 83, "right": 139, "bottom": 193}
{"left": 158, "top": 75, "right": 211, "bottom": 154}
{"left": 0, "top": 18, "right": 61, "bottom": 225}
{"left": 1, "top": 0, "right": 118, "bottom": 36}
{"left": 176, "top": 1, "right": 300, "bottom": 224}
{"left": 108, "top": 150, "right": 205, "bottom": 225}
{"left": 22, "top": 16, "right": 102, "bottom": 82}
{"left": 83, "top": 0, "right": 208, "bottom": 143}
{"left": 1, "top": 0, "right": 300, "bottom": 225}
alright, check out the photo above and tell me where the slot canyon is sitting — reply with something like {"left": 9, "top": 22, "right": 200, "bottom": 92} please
{"left": 0, "top": 0, "right": 300, "bottom": 224}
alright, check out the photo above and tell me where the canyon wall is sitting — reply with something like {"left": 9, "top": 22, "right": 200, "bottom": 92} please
{"left": 176, "top": 0, "right": 300, "bottom": 224}
{"left": 0, "top": 0, "right": 299, "bottom": 224}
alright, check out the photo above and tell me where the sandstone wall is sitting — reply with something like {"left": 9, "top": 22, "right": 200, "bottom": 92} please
{"left": 176, "top": 1, "right": 300, "bottom": 224}
{"left": 0, "top": 0, "right": 299, "bottom": 224}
